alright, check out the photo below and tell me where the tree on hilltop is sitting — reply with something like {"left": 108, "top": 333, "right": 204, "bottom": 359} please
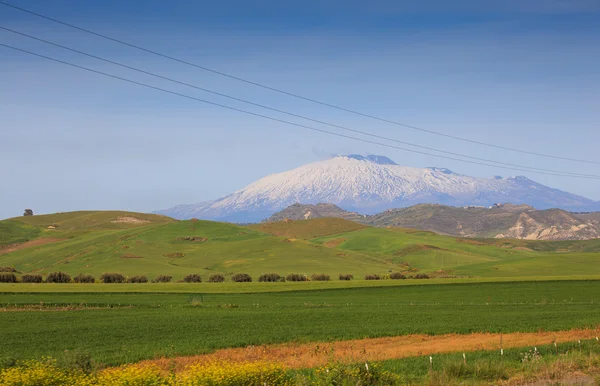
{"left": 23, "top": 209, "right": 33, "bottom": 216}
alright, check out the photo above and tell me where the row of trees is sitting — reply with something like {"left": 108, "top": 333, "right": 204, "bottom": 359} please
{"left": 0, "top": 271, "right": 428, "bottom": 283}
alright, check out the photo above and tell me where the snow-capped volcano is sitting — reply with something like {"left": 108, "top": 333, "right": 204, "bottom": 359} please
{"left": 157, "top": 155, "right": 600, "bottom": 222}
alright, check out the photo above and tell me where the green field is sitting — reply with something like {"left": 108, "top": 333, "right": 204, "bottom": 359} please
{"left": 1, "top": 280, "right": 600, "bottom": 367}
{"left": 2, "top": 210, "right": 600, "bottom": 280}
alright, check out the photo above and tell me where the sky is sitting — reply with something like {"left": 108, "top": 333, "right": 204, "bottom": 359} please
{"left": 1, "top": 0, "right": 599, "bottom": 219}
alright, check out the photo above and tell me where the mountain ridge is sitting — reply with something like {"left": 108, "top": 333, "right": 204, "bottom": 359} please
{"left": 157, "top": 155, "right": 600, "bottom": 222}
{"left": 265, "top": 202, "right": 600, "bottom": 240}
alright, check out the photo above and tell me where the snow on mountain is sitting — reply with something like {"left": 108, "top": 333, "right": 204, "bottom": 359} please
{"left": 156, "top": 155, "right": 600, "bottom": 222}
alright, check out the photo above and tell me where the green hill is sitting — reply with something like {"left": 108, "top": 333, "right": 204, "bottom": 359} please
{"left": 1, "top": 214, "right": 600, "bottom": 280}
{"left": 0, "top": 214, "right": 396, "bottom": 278}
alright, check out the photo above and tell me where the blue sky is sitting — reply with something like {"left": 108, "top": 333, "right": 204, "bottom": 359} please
{"left": 1, "top": 0, "right": 599, "bottom": 219}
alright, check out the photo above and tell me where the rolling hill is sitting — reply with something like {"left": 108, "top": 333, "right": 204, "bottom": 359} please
{"left": 1, "top": 211, "right": 600, "bottom": 280}
{"left": 266, "top": 203, "right": 600, "bottom": 240}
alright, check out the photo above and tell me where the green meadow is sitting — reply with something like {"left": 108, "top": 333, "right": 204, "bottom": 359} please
{"left": 1, "top": 281, "right": 600, "bottom": 367}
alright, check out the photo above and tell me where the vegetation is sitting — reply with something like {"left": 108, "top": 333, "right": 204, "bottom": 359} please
{"left": 0, "top": 273, "right": 17, "bottom": 283}
{"left": 45, "top": 272, "right": 71, "bottom": 283}
{"left": 338, "top": 273, "right": 353, "bottom": 280}
{"left": 310, "top": 273, "right": 330, "bottom": 281}
{"left": 20, "top": 274, "right": 43, "bottom": 283}
{"left": 100, "top": 273, "right": 125, "bottom": 283}
{"left": 286, "top": 273, "right": 308, "bottom": 282}
{"left": 231, "top": 273, "right": 252, "bottom": 282}
{"left": 152, "top": 275, "right": 172, "bottom": 283}
{"left": 208, "top": 273, "right": 225, "bottom": 283}
{"left": 183, "top": 274, "right": 202, "bottom": 283}
{"left": 3, "top": 212, "right": 600, "bottom": 280}
{"left": 2, "top": 281, "right": 600, "bottom": 367}
{"left": 73, "top": 274, "right": 95, "bottom": 283}
{"left": 389, "top": 272, "right": 406, "bottom": 280}
{"left": 258, "top": 273, "right": 281, "bottom": 282}
{"left": 127, "top": 275, "right": 149, "bottom": 283}
{"left": 365, "top": 273, "right": 381, "bottom": 280}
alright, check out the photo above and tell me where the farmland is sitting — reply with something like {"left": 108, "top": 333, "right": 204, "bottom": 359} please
{"left": 2, "top": 211, "right": 600, "bottom": 384}
{"left": 1, "top": 281, "right": 600, "bottom": 368}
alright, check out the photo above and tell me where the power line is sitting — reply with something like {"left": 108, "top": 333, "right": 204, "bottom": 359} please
{"left": 2, "top": 42, "right": 599, "bottom": 181}
{"left": 1, "top": 0, "right": 598, "bottom": 165}
{"left": 2, "top": 26, "right": 599, "bottom": 179}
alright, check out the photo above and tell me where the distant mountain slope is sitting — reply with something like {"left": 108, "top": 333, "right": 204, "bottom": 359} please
{"left": 365, "top": 204, "right": 600, "bottom": 240}
{"left": 264, "top": 203, "right": 365, "bottom": 222}
{"left": 157, "top": 155, "right": 600, "bottom": 222}
{"left": 266, "top": 203, "right": 600, "bottom": 240}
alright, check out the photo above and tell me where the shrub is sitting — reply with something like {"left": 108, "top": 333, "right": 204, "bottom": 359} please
{"left": 183, "top": 274, "right": 202, "bottom": 283}
{"left": 307, "top": 362, "right": 398, "bottom": 385}
{"left": 21, "top": 274, "right": 43, "bottom": 283}
{"left": 389, "top": 272, "right": 406, "bottom": 280}
{"left": 45, "top": 272, "right": 71, "bottom": 283}
{"left": 73, "top": 274, "right": 95, "bottom": 283}
{"left": 258, "top": 273, "right": 281, "bottom": 282}
{"left": 414, "top": 273, "right": 430, "bottom": 279}
{"left": 152, "top": 275, "right": 172, "bottom": 283}
{"left": 100, "top": 273, "right": 125, "bottom": 283}
{"left": 231, "top": 273, "right": 252, "bottom": 282}
{"left": 364, "top": 273, "right": 381, "bottom": 280}
{"left": 208, "top": 273, "right": 225, "bottom": 283}
{"left": 311, "top": 273, "right": 331, "bottom": 281}
{"left": 0, "top": 267, "right": 16, "bottom": 273}
{"left": 286, "top": 273, "right": 308, "bottom": 282}
{"left": 0, "top": 273, "right": 17, "bottom": 283}
{"left": 339, "top": 273, "right": 354, "bottom": 281}
{"left": 128, "top": 275, "right": 148, "bottom": 283}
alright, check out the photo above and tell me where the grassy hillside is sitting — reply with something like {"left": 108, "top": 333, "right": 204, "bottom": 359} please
{"left": 0, "top": 220, "right": 41, "bottom": 246}
{"left": 314, "top": 226, "right": 600, "bottom": 277}
{"left": 2, "top": 214, "right": 600, "bottom": 279}
{"left": 249, "top": 218, "right": 365, "bottom": 239}
{"left": 0, "top": 216, "right": 396, "bottom": 278}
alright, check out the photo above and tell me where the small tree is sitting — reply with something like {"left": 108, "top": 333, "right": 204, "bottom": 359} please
{"left": 21, "top": 274, "right": 43, "bottom": 283}
{"left": 152, "top": 275, "right": 172, "bottom": 283}
{"left": 183, "top": 274, "right": 202, "bottom": 283}
{"left": 231, "top": 273, "right": 252, "bottom": 282}
{"left": 208, "top": 273, "right": 225, "bottom": 283}
{"left": 46, "top": 272, "right": 72, "bottom": 283}
{"left": 23, "top": 209, "right": 33, "bottom": 216}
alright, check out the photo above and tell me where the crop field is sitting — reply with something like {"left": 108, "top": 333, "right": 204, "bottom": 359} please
{"left": 2, "top": 212, "right": 600, "bottom": 383}
{"left": 1, "top": 280, "right": 600, "bottom": 368}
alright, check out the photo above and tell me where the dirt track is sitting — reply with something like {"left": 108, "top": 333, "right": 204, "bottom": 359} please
{"left": 141, "top": 327, "right": 600, "bottom": 371}
{"left": 0, "top": 238, "right": 63, "bottom": 255}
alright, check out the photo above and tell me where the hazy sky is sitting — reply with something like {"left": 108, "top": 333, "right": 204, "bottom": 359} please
{"left": 1, "top": 0, "right": 599, "bottom": 219}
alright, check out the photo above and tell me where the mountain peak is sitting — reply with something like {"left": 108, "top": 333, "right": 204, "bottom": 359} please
{"left": 342, "top": 154, "right": 397, "bottom": 165}
{"left": 426, "top": 167, "right": 456, "bottom": 175}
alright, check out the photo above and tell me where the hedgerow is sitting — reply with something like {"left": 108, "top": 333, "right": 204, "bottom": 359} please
{"left": 45, "top": 272, "right": 71, "bottom": 283}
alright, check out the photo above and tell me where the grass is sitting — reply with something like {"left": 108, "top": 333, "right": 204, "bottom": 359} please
{"left": 1, "top": 280, "right": 600, "bottom": 367}
{"left": 249, "top": 218, "right": 366, "bottom": 239}
{"left": 0, "top": 220, "right": 41, "bottom": 246}
{"left": 3, "top": 212, "right": 600, "bottom": 279}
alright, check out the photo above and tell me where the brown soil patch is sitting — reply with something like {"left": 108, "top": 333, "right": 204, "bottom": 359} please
{"left": 164, "top": 253, "right": 185, "bottom": 258}
{"left": 140, "top": 328, "right": 600, "bottom": 372}
{"left": 111, "top": 216, "right": 150, "bottom": 224}
{"left": 121, "top": 253, "right": 143, "bottom": 259}
{"left": 456, "top": 238, "right": 486, "bottom": 246}
{"left": 0, "top": 238, "right": 63, "bottom": 255}
{"left": 323, "top": 238, "right": 345, "bottom": 248}
{"left": 395, "top": 244, "right": 443, "bottom": 256}
{"left": 178, "top": 236, "right": 207, "bottom": 242}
